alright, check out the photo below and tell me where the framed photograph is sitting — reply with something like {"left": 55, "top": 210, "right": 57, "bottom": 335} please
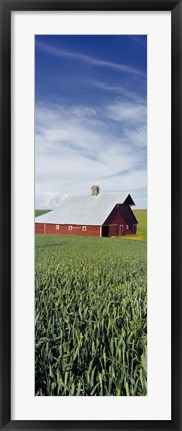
{"left": 0, "top": 0, "right": 181, "bottom": 430}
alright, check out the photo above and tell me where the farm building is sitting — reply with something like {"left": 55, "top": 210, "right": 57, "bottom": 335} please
{"left": 35, "top": 186, "right": 138, "bottom": 237}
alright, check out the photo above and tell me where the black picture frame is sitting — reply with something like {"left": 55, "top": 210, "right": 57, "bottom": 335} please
{"left": 0, "top": 0, "right": 181, "bottom": 430}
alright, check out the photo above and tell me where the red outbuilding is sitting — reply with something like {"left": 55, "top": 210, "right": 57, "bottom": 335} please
{"left": 35, "top": 186, "right": 138, "bottom": 237}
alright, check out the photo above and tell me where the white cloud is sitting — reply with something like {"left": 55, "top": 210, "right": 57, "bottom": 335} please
{"left": 88, "top": 80, "right": 145, "bottom": 102}
{"left": 35, "top": 101, "right": 147, "bottom": 209}
{"left": 36, "top": 40, "right": 145, "bottom": 77}
{"left": 105, "top": 101, "right": 147, "bottom": 125}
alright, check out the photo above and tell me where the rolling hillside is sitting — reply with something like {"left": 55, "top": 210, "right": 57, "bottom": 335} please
{"left": 35, "top": 209, "right": 51, "bottom": 218}
{"left": 129, "top": 209, "right": 147, "bottom": 241}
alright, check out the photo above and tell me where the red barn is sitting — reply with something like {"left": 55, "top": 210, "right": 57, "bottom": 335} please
{"left": 35, "top": 186, "right": 138, "bottom": 237}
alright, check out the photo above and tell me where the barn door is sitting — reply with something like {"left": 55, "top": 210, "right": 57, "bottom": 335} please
{"left": 102, "top": 226, "right": 109, "bottom": 237}
{"left": 133, "top": 224, "right": 137, "bottom": 234}
{"left": 119, "top": 225, "right": 123, "bottom": 235}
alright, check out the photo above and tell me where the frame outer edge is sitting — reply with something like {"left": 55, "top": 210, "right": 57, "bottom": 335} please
{"left": 0, "top": 1, "right": 11, "bottom": 430}
{"left": 179, "top": 3, "right": 182, "bottom": 431}
{"left": 0, "top": 0, "right": 3, "bottom": 428}
{"left": 0, "top": 1, "right": 181, "bottom": 431}
{"left": 0, "top": 0, "right": 180, "bottom": 12}
{"left": 171, "top": 1, "right": 182, "bottom": 430}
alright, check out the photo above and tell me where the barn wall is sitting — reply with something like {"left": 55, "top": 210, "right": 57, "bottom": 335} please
{"left": 35, "top": 205, "right": 138, "bottom": 237}
{"left": 35, "top": 223, "right": 100, "bottom": 237}
{"left": 108, "top": 225, "right": 119, "bottom": 236}
{"left": 103, "top": 204, "right": 138, "bottom": 236}
{"left": 35, "top": 223, "right": 44, "bottom": 234}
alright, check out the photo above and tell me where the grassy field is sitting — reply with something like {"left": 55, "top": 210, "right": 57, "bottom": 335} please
{"left": 127, "top": 209, "right": 147, "bottom": 241}
{"left": 133, "top": 209, "right": 147, "bottom": 240}
{"left": 35, "top": 234, "right": 147, "bottom": 396}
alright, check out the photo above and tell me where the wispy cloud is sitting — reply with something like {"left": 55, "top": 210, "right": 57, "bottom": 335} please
{"left": 105, "top": 101, "right": 147, "bottom": 126}
{"left": 88, "top": 80, "right": 144, "bottom": 101}
{"left": 35, "top": 100, "right": 147, "bottom": 209}
{"left": 129, "top": 35, "right": 147, "bottom": 47}
{"left": 35, "top": 35, "right": 147, "bottom": 209}
{"left": 36, "top": 40, "right": 145, "bottom": 77}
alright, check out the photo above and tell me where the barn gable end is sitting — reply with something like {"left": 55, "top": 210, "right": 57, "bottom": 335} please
{"left": 102, "top": 204, "right": 138, "bottom": 237}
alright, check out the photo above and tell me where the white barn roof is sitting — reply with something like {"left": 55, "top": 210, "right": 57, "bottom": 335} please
{"left": 35, "top": 193, "right": 134, "bottom": 226}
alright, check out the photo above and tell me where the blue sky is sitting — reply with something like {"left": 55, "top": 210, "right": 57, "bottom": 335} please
{"left": 35, "top": 35, "right": 147, "bottom": 209}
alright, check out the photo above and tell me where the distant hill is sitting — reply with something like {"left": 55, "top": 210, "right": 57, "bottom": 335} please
{"left": 35, "top": 209, "right": 52, "bottom": 218}
{"left": 130, "top": 209, "right": 147, "bottom": 241}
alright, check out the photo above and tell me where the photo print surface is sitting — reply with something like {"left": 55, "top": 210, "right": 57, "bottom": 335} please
{"left": 35, "top": 35, "right": 147, "bottom": 396}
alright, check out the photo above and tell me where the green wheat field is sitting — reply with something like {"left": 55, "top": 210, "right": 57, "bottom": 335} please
{"left": 35, "top": 209, "right": 147, "bottom": 396}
